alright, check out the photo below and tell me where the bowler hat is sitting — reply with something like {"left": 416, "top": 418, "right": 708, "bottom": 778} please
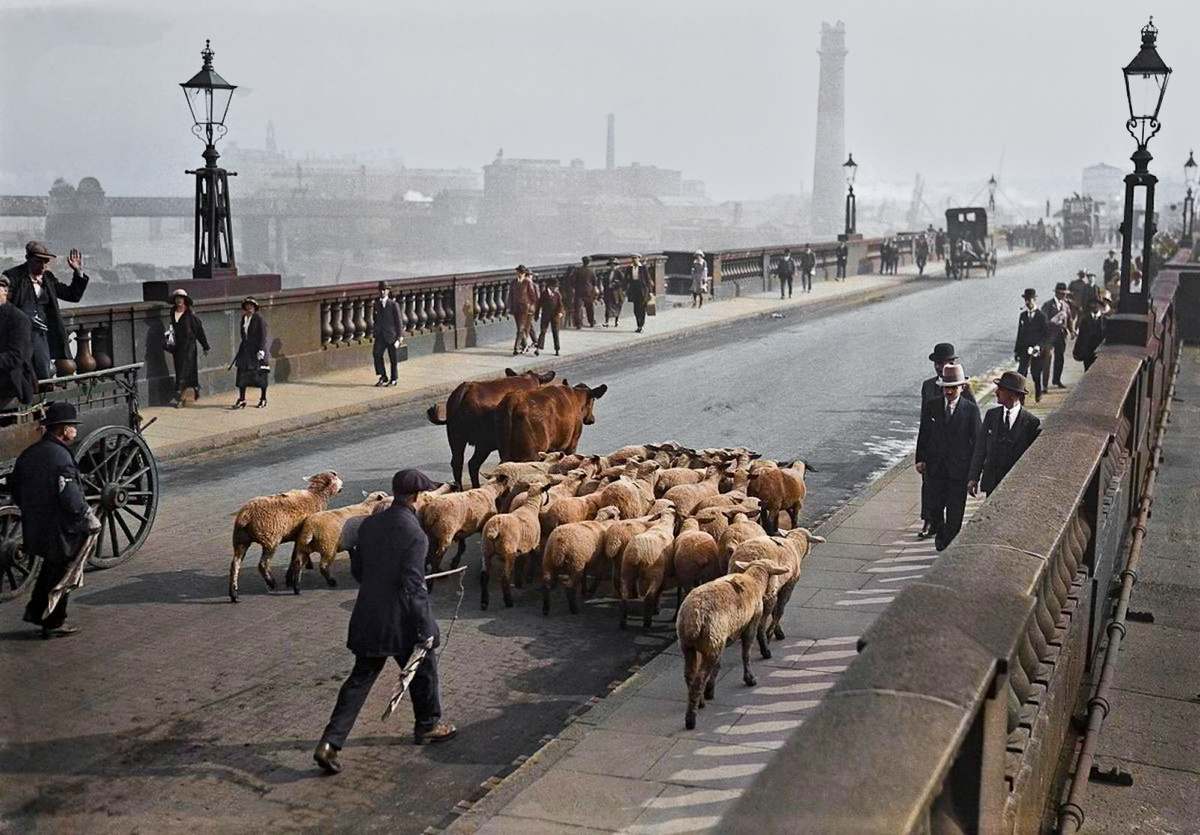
{"left": 377, "top": 281, "right": 389, "bottom": 291}
{"left": 516, "top": 265, "right": 528, "bottom": 275}
{"left": 1022, "top": 288, "right": 1037, "bottom": 300}
{"left": 241, "top": 297, "right": 259, "bottom": 311}
{"left": 1077, "top": 270, "right": 1086, "bottom": 277}
{"left": 26, "top": 241, "right": 55, "bottom": 260}
{"left": 1055, "top": 282, "right": 1068, "bottom": 292}
{"left": 392, "top": 468, "right": 441, "bottom": 496}
{"left": 42, "top": 401, "right": 81, "bottom": 427}
{"left": 928, "top": 342, "right": 957, "bottom": 363}
{"left": 993, "top": 371, "right": 1028, "bottom": 395}
{"left": 937, "top": 363, "right": 968, "bottom": 387}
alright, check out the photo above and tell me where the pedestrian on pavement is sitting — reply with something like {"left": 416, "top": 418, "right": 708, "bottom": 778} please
{"left": 601, "top": 258, "right": 626, "bottom": 327}
{"left": 914, "top": 363, "right": 983, "bottom": 552}
{"left": 1102, "top": 250, "right": 1119, "bottom": 293}
{"left": 1067, "top": 270, "right": 1090, "bottom": 332}
{"left": 232, "top": 297, "right": 270, "bottom": 410}
{"left": 15, "top": 402, "right": 100, "bottom": 638}
{"left": 798, "top": 244, "right": 816, "bottom": 293}
{"left": 165, "top": 289, "right": 211, "bottom": 407}
{"left": 372, "top": 282, "right": 404, "bottom": 387}
{"left": 314, "top": 468, "right": 458, "bottom": 775}
{"left": 0, "top": 275, "right": 38, "bottom": 410}
{"left": 918, "top": 342, "right": 977, "bottom": 539}
{"left": 534, "top": 276, "right": 564, "bottom": 356}
{"left": 934, "top": 229, "right": 946, "bottom": 261}
{"left": 1073, "top": 295, "right": 1108, "bottom": 370}
{"left": 572, "top": 256, "right": 597, "bottom": 329}
{"left": 1014, "top": 288, "right": 1049, "bottom": 402}
{"left": 690, "top": 250, "right": 707, "bottom": 308}
{"left": 2, "top": 241, "right": 90, "bottom": 381}
{"left": 969, "top": 371, "right": 1041, "bottom": 497}
{"left": 508, "top": 266, "right": 538, "bottom": 355}
{"left": 915, "top": 235, "right": 929, "bottom": 276}
{"left": 776, "top": 249, "right": 797, "bottom": 298}
{"left": 626, "top": 254, "right": 652, "bottom": 333}
{"left": 1041, "top": 282, "right": 1072, "bottom": 391}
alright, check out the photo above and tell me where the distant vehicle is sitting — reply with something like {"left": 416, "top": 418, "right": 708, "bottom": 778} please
{"left": 1061, "top": 195, "right": 1099, "bottom": 248}
{"left": 944, "top": 207, "right": 994, "bottom": 279}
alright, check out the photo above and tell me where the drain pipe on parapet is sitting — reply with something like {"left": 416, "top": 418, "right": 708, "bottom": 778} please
{"left": 1056, "top": 357, "right": 1179, "bottom": 835}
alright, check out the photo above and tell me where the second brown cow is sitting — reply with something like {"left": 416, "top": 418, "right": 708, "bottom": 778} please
{"left": 497, "top": 381, "right": 608, "bottom": 463}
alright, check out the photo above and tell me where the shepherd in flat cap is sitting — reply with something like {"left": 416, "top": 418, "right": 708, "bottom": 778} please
{"left": 2, "top": 241, "right": 90, "bottom": 381}
{"left": 314, "top": 468, "right": 456, "bottom": 775}
{"left": 372, "top": 282, "right": 403, "bottom": 387}
{"left": 918, "top": 343, "right": 977, "bottom": 539}
{"left": 13, "top": 401, "right": 100, "bottom": 638}
{"left": 1014, "top": 289, "right": 1049, "bottom": 402}
{"left": 915, "top": 364, "right": 983, "bottom": 551}
{"left": 969, "top": 371, "right": 1041, "bottom": 498}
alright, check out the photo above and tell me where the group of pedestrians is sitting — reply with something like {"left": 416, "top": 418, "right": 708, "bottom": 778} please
{"left": 775, "top": 245, "right": 818, "bottom": 297}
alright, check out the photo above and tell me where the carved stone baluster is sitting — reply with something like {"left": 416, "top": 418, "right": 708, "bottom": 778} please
{"left": 432, "top": 287, "right": 446, "bottom": 329}
{"left": 364, "top": 296, "right": 375, "bottom": 339}
{"left": 479, "top": 285, "right": 493, "bottom": 322}
{"left": 443, "top": 288, "right": 456, "bottom": 328}
{"left": 330, "top": 300, "right": 344, "bottom": 345}
{"left": 321, "top": 301, "right": 333, "bottom": 346}
{"left": 353, "top": 298, "right": 367, "bottom": 342}
{"left": 340, "top": 299, "right": 355, "bottom": 344}
{"left": 423, "top": 291, "right": 437, "bottom": 330}
{"left": 402, "top": 292, "right": 415, "bottom": 333}
{"left": 416, "top": 291, "right": 429, "bottom": 332}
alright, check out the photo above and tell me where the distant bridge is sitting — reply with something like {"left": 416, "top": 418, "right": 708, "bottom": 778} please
{"left": 0, "top": 194, "right": 424, "bottom": 220}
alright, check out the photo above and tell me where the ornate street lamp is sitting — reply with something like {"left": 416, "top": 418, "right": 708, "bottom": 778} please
{"left": 181, "top": 40, "right": 238, "bottom": 279}
{"left": 1183, "top": 150, "right": 1196, "bottom": 244}
{"left": 1115, "top": 18, "right": 1171, "bottom": 317}
{"left": 987, "top": 175, "right": 997, "bottom": 214}
{"left": 842, "top": 153, "right": 858, "bottom": 236}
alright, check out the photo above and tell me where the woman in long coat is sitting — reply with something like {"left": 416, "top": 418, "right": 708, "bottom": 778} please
{"left": 233, "top": 297, "right": 269, "bottom": 410}
{"left": 166, "top": 289, "right": 210, "bottom": 408}
{"left": 690, "top": 251, "right": 708, "bottom": 308}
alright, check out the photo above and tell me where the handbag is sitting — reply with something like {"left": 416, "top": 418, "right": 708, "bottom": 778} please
{"left": 645, "top": 294, "right": 657, "bottom": 316}
{"left": 163, "top": 323, "right": 176, "bottom": 353}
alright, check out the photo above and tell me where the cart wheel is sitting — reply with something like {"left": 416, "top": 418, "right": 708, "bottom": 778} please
{"left": 75, "top": 426, "right": 159, "bottom": 569}
{"left": 0, "top": 505, "right": 39, "bottom": 602}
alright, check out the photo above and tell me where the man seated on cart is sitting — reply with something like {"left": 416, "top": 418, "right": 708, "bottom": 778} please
{"left": 0, "top": 274, "right": 38, "bottom": 411}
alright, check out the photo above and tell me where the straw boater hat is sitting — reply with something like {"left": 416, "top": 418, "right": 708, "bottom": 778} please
{"left": 993, "top": 371, "right": 1028, "bottom": 395}
{"left": 937, "top": 363, "right": 969, "bottom": 388}
{"left": 928, "top": 342, "right": 957, "bottom": 363}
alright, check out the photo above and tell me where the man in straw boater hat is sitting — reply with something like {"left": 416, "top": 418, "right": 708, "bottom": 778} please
{"left": 313, "top": 468, "right": 458, "bottom": 775}
{"left": 1014, "top": 288, "right": 1049, "bottom": 403}
{"left": 969, "top": 371, "right": 1042, "bottom": 498}
{"left": 915, "top": 362, "right": 982, "bottom": 552}
{"left": 14, "top": 402, "right": 101, "bottom": 638}
{"left": 917, "top": 343, "right": 977, "bottom": 539}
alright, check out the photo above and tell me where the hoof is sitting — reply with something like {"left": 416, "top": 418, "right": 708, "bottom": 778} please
{"left": 685, "top": 713, "right": 696, "bottom": 731}
{"left": 773, "top": 626, "right": 785, "bottom": 640}
{"left": 703, "top": 686, "right": 715, "bottom": 701}
{"left": 326, "top": 577, "right": 337, "bottom": 588}
{"left": 503, "top": 594, "right": 514, "bottom": 608}
{"left": 264, "top": 577, "right": 277, "bottom": 591}
{"left": 292, "top": 584, "right": 300, "bottom": 596}
{"left": 744, "top": 675, "right": 757, "bottom": 687}
{"left": 229, "top": 593, "right": 238, "bottom": 603}
{"left": 480, "top": 601, "right": 489, "bottom": 611}
{"left": 761, "top": 646, "right": 772, "bottom": 660}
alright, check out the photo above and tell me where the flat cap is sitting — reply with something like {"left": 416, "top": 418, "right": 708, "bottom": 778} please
{"left": 392, "top": 468, "right": 441, "bottom": 495}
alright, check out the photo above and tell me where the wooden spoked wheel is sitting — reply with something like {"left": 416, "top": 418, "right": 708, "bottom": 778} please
{"left": 75, "top": 426, "right": 159, "bottom": 569}
{"left": 0, "top": 505, "right": 39, "bottom": 602}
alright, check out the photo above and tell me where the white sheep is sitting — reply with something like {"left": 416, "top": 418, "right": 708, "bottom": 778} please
{"left": 719, "top": 512, "right": 769, "bottom": 569}
{"left": 419, "top": 476, "right": 508, "bottom": 573}
{"left": 285, "top": 490, "right": 391, "bottom": 593}
{"left": 228, "top": 471, "right": 343, "bottom": 603}
{"left": 669, "top": 516, "right": 721, "bottom": 614}
{"left": 541, "top": 506, "right": 623, "bottom": 615}
{"left": 618, "top": 505, "right": 678, "bottom": 630}
{"left": 676, "top": 558, "right": 790, "bottom": 730}
{"left": 727, "top": 528, "right": 825, "bottom": 644}
{"left": 480, "top": 486, "right": 549, "bottom": 610}
{"left": 662, "top": 464, "right": 728, "bottom": 516}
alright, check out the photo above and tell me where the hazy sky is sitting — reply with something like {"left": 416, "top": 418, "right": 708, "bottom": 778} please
{"left": 2, "top": 0, "right": 1196, "bottom": 203}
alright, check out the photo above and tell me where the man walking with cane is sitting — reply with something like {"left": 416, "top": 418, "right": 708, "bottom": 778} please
{"left": 314, "top": 468, "right": 457, "bottom": 775}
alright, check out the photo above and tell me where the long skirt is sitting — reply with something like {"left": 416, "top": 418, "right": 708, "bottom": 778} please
{"left": 171, "top": 340, "right": 201, "bottom": 391}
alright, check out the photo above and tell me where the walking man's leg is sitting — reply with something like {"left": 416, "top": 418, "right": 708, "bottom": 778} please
{"left": 938, "top": 479, "right": 969, "bottom": 550}
{"left": 24, "top": 558, "right": 69, "bottom": 628}
{"left": 408, "top": 651, "right": 444, "bottom": 738}
{"left": 372, "top": 340, "right": 387, "bottom": 382}
{"left": 387, "top": 344, "right": 399, "bottom": 383}
{"left": 319, "top": 655, "right": 387, "bottom": 751}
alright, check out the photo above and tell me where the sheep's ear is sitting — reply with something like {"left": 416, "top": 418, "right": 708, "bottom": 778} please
{"left": 806, "top": 532, "right": 826, "bottom": 544}
{"left": 362, "top": 490, "right": 370, "bottom": 497}
{"left": 733, "top": 560, "right": 750, "bottom": 571}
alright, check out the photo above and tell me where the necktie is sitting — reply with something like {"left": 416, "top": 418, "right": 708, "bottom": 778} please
{"left": 1006, "top": 409, "right": 1013, "bottom": 431}
{"left": 945, "top": 401, "right": 952, "bottom": 423}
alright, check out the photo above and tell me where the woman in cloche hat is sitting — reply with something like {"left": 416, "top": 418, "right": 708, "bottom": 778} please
{"left": 166, "top": 289, "right": 210, "bottom": 408}
{"left": 232, "top": 297, "right": 270, "bottom": 409}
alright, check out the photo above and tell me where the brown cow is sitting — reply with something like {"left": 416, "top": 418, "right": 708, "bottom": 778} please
{"left": 497, "top": 380, "right": 608, "bottom": 462}
{"left": 427, "top": 368, "right": 557, "bottom": 489}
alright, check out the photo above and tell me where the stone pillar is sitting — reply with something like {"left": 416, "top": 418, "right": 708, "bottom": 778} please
{"left": 811, "top": 22, "right": 847, "bottom": 238}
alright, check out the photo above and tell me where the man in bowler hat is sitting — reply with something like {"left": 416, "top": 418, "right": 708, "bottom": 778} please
{"left": 969, "top": 371, "right": 1042, "bottom": 497}
{"left": 1041, "top": 282, "right": 1072, "bottom": 390}
{"left": 918, "top": 343, "right": 976, "bottom": 539}
{"left": 372, "top": 282, "right": 403, "bottom": 387}
{"left": 1014, "top": 288, "right": 1049, "bottom": 402}
{"left": 14, "top": 402, "right": 100, "bottom": 638}
{"left": 915, "top": 363, "right": 983, "bottom": 551}
{"left": 314, "top": 468, "right": 457, "bottom": 775}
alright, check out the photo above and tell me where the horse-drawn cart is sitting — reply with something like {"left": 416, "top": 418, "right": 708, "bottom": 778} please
{"left": 944, "top": 207, "right": 996, "bottom": 280}
{"left": 0, "top": 364, "right": 159, "bottom": 601}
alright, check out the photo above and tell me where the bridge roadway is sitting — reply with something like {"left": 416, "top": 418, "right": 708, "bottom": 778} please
{"left": 2, "top": 248, "right": 1095, "bottom": 832}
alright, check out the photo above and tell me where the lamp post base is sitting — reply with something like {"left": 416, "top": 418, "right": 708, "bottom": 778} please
{"left": 1105, "top": 311, "right": 1153, "bottom": 346}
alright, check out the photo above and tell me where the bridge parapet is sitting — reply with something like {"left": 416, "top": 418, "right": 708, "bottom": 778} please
{"left": 720, "top": 253, "right": 1185, "bottom": 833}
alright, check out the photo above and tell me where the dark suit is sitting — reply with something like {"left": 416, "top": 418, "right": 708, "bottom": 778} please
{"left": 3, "top": 262, "right": 89, "bottom": 379}
{"left": 234, "top": 312, "right": 269, "bottom": 392}
{"left": 1014, "top": 307, "right": 1049, "bottom": 398}
{"left": 626, "top": 265, "right": 652, "bottom": 330}
{"left": 13, "top": 435, "right": 90, "bottom": 628}
{"left": 0, "top": 303, "right": 37, "bottom": 406}
{"left": 1074, "top": 312, "right": 1105, "bottom": 370}
{"left": 1040, "top": 296, "right": 1071, "bottom": 387}
{"left": 572, "top": 266, "right": 597, "bottom": 328}
{"left": 918, "top": 379, "right": 976, "bottom": 528}
{"left": 916, "top": 394, "right": 983, "bottom": 550}
{"left": 372, "top": 297, "right": 404, "bottom": 382}
{"left": 319, "top": 502, "right": 442, "bottom": 747}
{"left": 969, "top": 406, "right": 1041, "bottom": 495}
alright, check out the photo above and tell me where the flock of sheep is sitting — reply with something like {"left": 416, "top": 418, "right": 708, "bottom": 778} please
{"left": 225, "top": 442, "right": 824, "bottom": 730}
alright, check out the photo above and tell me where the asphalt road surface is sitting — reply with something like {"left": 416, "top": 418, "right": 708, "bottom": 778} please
{"left": 1, "top": 248, "right": 1098, "bottom": 832}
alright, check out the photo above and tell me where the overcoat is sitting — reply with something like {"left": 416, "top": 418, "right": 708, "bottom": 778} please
{"left": 372, "top": 297, "right": 404, "bottom": 344}
{"left": 0, "top": 303, "right": 37, "bottom": 403}
{"left": 234, "top": 312, "right": 269, "bottom": 389}
{"left": 169, "top": 307, "right": 210, "bottom": 391}
{"left": 916, "top": 395, "right": 984, "bottom": 481}
{"left": 2, "top": 263, "right": 89, "bottom": 359}
{"left": 1014, "top": 307, "right": 1050, "bottom": 360}
{"left": 347, "top": 502, "right": 440, "bottom": 657}
{"left": 11, "top": 434, "right": 90, "bottom": 563}
{"left": 968, "top": 405, "right": 1041, "bottom": 494}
